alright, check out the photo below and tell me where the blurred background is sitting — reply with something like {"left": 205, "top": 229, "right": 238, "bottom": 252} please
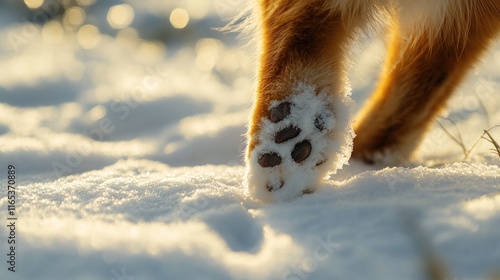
{"left": 0, "top": 0, "right": 264, "bottom": 179}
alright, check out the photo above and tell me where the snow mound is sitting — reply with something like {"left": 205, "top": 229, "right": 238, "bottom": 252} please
{"left": 2, "top": 159, "right": 500, "bottom": 280}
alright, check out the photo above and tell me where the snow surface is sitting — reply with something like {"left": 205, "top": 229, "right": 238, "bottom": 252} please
{"left": 1, "top": 1, "right": 500, "bottom": 279}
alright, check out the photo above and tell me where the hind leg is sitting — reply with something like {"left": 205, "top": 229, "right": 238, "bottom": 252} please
{"left": 245, "top": 0, "right": 381, "bottom": 202}
{"left": 353, "top": 1, "right": 500, "bottom": 163}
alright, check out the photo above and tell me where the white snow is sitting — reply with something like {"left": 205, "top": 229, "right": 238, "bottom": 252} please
{"left": 1, "top": 1, "right": 500, "bottom": 280}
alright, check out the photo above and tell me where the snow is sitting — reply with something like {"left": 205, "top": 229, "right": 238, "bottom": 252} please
{"left": 1, "top": 1, "right": 500, "bottom": 279}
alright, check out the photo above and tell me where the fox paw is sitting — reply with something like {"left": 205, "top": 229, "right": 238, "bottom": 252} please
{"left": 244, "top": 83, "right": 354, "bottom": 203}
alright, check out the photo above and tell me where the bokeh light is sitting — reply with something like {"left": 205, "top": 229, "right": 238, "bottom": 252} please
{"left": 107, "top": 4, "right": 135, "bottom": 29}
{"left": 42, "top": 20, "right": 64, "bottom": 43}
{"left": 184, "top": 0, "right": 210, "bottom": 20}
{"left": 88, "top": 105, "right": 107, "bottom": 122}
{"left": 115, "top": 27, "right": 140, "bottom": 46}
{"left": 195, "top": 38, "right": 220, "bottom": 71}
{"left": 64, "top": 6, "right": 86, "bottom": 27}
{"left": 77, "top": 24, "right": 101, "bottom": 49}
{"left": 169, "top": 8, "right": 189, "bottom": 29}
{"left": 76, "top": 0, "right": 95, "bottom": 6}
{"left": 24, "top": 0, "right": 44, "bottom": 9}
{"left": 138, "top": 42, "right": 164, "bottom": 62}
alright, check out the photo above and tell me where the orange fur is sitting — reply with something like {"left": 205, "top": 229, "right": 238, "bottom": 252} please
{"left": 354, "top": 0, "right": 500, "bottom": 162}
{"left": 248, "top": 0, "right": 500, "bottom": 163}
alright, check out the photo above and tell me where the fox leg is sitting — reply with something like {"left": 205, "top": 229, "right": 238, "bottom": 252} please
{"left": 245, "top": 0, "right": 380, "bottom": 202}
{"left": 353, "top": 1, "right": 500, "bottom": 163}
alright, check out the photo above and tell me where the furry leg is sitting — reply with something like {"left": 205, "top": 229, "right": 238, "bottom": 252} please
{"left": 353, "top": 1, "right": 500, "bottom": 163}
{"left": 245, "top": 0, "right": 379, "bottom": 202}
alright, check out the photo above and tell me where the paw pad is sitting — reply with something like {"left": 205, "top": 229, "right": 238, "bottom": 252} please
{"left": 266, "top": 179, "right": 284, "bottom": 192}
{"left": 269, "top": 102, "right": 291, "bottom": 123}
{"left": 245, "top": 83, "right": 354, "bottom": 202}
{"left": 314, "top": 115, "right": 326, "bottom": 131}
{"left": 291, "top": 140, "right": 312, "bottom": 163}
{"left": 275, "top": 125, "right": 301, "bottom": 143}
{"left": 258, "top": 152, "right": 281, "bottom": 168}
